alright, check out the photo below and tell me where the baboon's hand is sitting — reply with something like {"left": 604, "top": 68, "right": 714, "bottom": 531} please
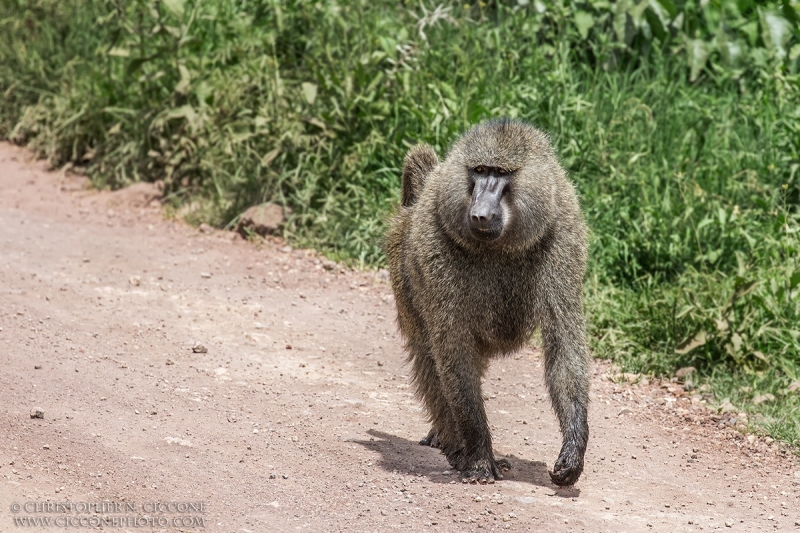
{"left": 419, "top": 430, "right": 440, "bottom": 448}
{"left": 549, "top": 442, "right": 584, "bottom": 486}
{"left": 460, "top": 457, "right": 511, "bottom": 484}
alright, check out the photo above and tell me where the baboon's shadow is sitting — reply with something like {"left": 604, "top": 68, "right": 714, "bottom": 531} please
{"left": 353, "top": 429, "right": 578, "bottom": 495}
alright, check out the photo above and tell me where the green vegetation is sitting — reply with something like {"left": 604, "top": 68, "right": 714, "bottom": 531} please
{"left": 1, "top": 0, "right": 799, "bottom": 447}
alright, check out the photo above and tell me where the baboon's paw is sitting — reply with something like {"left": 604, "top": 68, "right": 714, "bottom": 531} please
{"left": 549, "top": 444, "right": 584, "bottom": 486}
{"left": 419, "top": 430, "right": 440, "bottom": 448}
{"left": 459, "top": 458, "right": 504, "bottom": 484}
{"left": 495, "top": 458, "right": 512, "bottom": 472}
{"left": 460, "top": 471, "right": 495, "bottom": 485}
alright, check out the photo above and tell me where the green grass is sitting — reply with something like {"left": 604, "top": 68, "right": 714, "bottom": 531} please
{"left": 1, "top": 0, "right": 799, "bottom": 448}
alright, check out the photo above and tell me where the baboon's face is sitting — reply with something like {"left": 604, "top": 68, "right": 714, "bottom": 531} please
{"left": 466, "top": 165, "right": 511, "bottom": 242}
{"left": 437, "top": 119, "right": 560, "bottom": 252}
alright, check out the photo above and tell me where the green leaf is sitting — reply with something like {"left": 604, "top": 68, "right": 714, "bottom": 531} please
{"left": 165, "top": 105, "right": 196, "bottom": 121}
{"left": 725, "top": 333, "right": 743, "bottom": 358}
{"left": 645, "top": 4, "right": 668, "bottom": 41}
{"left": 174, "top": 64, "right": 191, "bottom": 95}
{"left": 732, "top": 278, "right": 758, "bottom": 300}
{"left": 789, "top": 270, "right": 800, "bottom": 290}
{"left": 687, "top": 39, "right": 708, "bottom": 82}
{"left": 675, "top": 331, "right": 707, "bottom": 354}
{"left": 759, "top": 8, "right": 792, "bottom": 59}
{"left": 574, "top": 11, "right": 594, "bottom": 40}
{"left": 630, "top": 0, "right": 650, "bottom": 29}
{"left": 614, "top": 0, "right": 634, "bottom": 44}
{"left": 790, "top": 44, "right": 800, "bottom": 61}
{"left": 108, "top": 47, "right": 130, "bottom": 57}
{"left": 261, "top": 148, "right": 281, "bottom": 167}
{"left": 301, "top": 82, "right": 318, "bottom": 105}
{"left": 652, "top": 0, "right": 677, "bottom": 18}
{"left": 162, "top": 0, "right": 185, "bottom": 18}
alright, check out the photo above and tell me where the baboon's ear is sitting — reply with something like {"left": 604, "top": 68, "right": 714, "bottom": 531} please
{"left": 401, "top": 144, "right": 438, "bottom": 207}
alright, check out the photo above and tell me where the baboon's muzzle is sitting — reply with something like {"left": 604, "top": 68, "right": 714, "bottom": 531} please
{"left": 469, "top": 176, "right": 506, "bottom": 241}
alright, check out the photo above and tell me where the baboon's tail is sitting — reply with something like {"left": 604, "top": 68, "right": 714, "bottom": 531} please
{"left": 401, "top": 144, "right": 438, "bottom": 207}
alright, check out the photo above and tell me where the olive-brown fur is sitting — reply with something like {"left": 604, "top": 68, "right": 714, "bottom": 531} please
{"left": 385, "top": 118, "right": 590, "bottom": 486}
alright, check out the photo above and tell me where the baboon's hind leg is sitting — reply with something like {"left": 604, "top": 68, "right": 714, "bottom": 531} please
{"left": 419, "top": 428, "right": 440, "bottom": 448}
{"left": 409, "top": 346, "right": 460, "bottom": 454}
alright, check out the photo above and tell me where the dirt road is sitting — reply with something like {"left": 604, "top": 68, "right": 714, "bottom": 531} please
{"left": 0, "top": 142, "right": 798, "bottom": 532}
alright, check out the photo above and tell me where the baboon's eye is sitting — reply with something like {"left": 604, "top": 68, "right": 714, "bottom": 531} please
{"left": 474, "top": 166, "right": 485, "bottom": 174}
{"left": 497, "top": 168, "right": 507, "bottom": 175}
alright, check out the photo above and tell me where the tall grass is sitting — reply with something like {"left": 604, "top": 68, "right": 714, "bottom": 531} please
{"left": 1, "top": 0, "right": 799, "bottom": 446}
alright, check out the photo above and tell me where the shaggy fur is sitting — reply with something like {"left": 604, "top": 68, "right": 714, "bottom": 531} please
{"left": 386, "top": 119, "right": 590, "bottom": 485}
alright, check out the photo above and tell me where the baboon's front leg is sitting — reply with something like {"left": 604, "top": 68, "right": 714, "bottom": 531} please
{"left": 433, "top": 337, "right": 505, "bottom": 484}
{"left": 541, "top": 297, "right": 590, "bottom": 487}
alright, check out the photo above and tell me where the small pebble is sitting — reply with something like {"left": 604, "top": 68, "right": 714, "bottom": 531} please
{"left": 200, "top": 272, "right": 212, "bottom": 279}
{"left": 42, "top": 445, "right": 50, "bottom": 450}
{"left": 30, "top": 408, "right": 44, "bottom": 419}
{"left": 192, "top": 343, "right": 207, "bottom": 354}
{"left": 166, "top": 359, "right": 174, "bottom": 365}
{"left": 725, "top": 520, "right": 733, "bottom": 527}
{"left": 34, "top": 365, "right": 42, "bottom": 369}
{"left": 129, "top": 275, "right": 141, "bottom": 286}
{"left": 282, "top": 474, "right": 289, "bottom": 479}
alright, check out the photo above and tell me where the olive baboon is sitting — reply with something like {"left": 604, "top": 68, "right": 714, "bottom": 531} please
{"left": 385, "top": 119, "right": 590, "bottom": 486}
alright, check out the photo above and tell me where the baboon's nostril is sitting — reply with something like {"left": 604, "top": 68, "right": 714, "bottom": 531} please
{"left": 470, "top": 210, "right": 494, "bottom": 229}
